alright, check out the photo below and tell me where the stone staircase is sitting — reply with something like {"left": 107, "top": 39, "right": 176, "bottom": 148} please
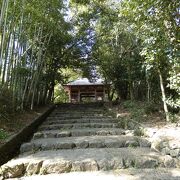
{"left": 0, "top": 103, "right": 180, "bottom": 179}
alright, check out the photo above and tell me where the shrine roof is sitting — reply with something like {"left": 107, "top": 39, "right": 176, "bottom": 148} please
{"left": 64, "top": 78, "right": 105, "bottom": 86}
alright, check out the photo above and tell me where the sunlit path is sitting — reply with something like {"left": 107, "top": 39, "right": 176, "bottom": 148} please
{"left": 1, "top": 103, "right": 180, "bottom": 179}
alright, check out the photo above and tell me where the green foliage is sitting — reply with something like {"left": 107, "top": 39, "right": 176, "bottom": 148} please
{"left": 0, "top": 86, "right": 15, "bottom": 116}
{"left": 123, "top": 101, "right": 137, "bottom": 109}
{"left": 54, "top": 85, "right": 69, "bottom": 103}
{"left": 167, "top": 70, "right": 180, "bottom": 109}
{"left": 169, "top": 113, "right": 180, "bottom": 123}
{"left": 122, "top": 100, "right": 159, "bottom": 123}
{"left": 0, "top": 129, "right": 8, "bottom": 140}
{"left": 144, "top": 102, "right": 159, "bottom": 115}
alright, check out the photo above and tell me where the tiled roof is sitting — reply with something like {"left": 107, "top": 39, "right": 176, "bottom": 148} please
{"left": 65, "top": 78, "right": 104, "bottom": 86}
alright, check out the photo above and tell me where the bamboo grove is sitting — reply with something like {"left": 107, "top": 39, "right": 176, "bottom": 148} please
{"left": 0, "top": 0, "right": 74, "bottom": 114}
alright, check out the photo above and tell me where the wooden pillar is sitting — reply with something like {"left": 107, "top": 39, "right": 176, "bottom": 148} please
{"left": 69, "top": 86, "right": 72, "bottom": 103}
{"left": 103, "top": 86, "right": 105, "bottom": 101}
{"left": 78, "top": 88, "right": 81, "bottom": 102}
{"left": 95, "top": 87, "right": 97, "bottom": 101}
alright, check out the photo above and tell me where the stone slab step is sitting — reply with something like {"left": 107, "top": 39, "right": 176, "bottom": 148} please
{"left": 20, "top": 136, "right": 151, "bottom": 153}
{"left": 52, "top": 111, "right": 105, "bottom": 114}
{"left": 53, "top": 108, "right": 104, "bottom": 113}
{"left": 54, "top": 111, "right": 105, "bottom": 114}
{"left": 38, "top": 123, "right": 119, "bottom": 131}
{"left": 9, "top": 169, "right": 180, "bottom": 180}
{"left": 1, "top": 148, "right": 177, "bottom": 178}
{"left": 47, "top": 116, "right": 113, "bottom": 119}
{"left": 33, "top": 128, "right": 126, "bottom": 139}
{"left": 49, "top": 114, "right": 106, "bottom": 118}
{"left": 42, "top": 119, "right": 117, "bottom": 125}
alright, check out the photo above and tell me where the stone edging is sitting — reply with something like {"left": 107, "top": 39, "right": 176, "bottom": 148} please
{"left": 0, "top": 105, "right": 55, "bottom": 166}
{"left": 119, "top": 118, "right": 180, "bottom": 160}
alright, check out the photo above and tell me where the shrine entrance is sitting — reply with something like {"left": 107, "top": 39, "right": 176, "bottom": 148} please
{"left": 63, "top": 78, "right": 109, "bottom": 103}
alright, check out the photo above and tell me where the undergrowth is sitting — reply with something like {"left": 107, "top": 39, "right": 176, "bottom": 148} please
{"left": 0, "top": 129, "right": 9, "bottom": 140}
{"left": 122, "top": 100, "right": 160, "bottom": 123}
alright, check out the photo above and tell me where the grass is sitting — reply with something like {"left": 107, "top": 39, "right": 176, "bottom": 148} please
{"left": 0, "top": 129, "right": 9, "bottom": 140}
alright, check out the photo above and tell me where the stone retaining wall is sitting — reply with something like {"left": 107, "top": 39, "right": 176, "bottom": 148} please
{"left": 105, "top": 104, "right": 180, "bottom": 161}
{"left": 0, "top": 105, "right": 55, "bottom": 166}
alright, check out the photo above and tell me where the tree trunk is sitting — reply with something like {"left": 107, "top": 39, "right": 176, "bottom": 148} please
{"left": 146, "top": 75, "right": 151, "bottom": 102}
{"left": 158, "top": 68, "right": 170, "bottom": 121}
{"left": 127, "top": 65, "right": 134, "bottom": 100}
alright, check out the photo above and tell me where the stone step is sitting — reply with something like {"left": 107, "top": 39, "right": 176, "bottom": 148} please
{"left": 56, "top": 108, "right": 104, "bottom": 110}
{"left": 50, "top": 114, "right": 106, "bottom": 117}
{"left": 52, "top": 111, "right": 105, "bottom": 113}
{"left": 54, "top": 107, "right": 104, "bottom": 109}
{"left": 11, "top": 169, "right": 180, "bottom": 180}
{"left": 20, "top": 135, "right": 151, "bottom": 153}
{"left": 42, "top": 119, "right": 117, "bottom": 125}
{"left": 56, "top": 104, "right": 103, "bottom": 108}
{"left": 33, "top": 128, "right": 126, "bottom": 139}
{"left": 47, "top": 116, "right": 113, "bottom": 119}
{"left": 1, "top": 148, "right": 177, "bottom": 178}
{"left": 54, "top": 109, "right": 105, "bottom": 112}
{"left": 38, "top": 123, "right": 119, "bottom": 130}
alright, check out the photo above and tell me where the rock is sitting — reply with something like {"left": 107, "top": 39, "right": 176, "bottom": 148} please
{"left": 143, "top": 128, "right": 157, "bottom": 138}
{"left": 124, "top": 159, "right": 135, "bottom": 168}
{"left": 75, "top": 141, "right": 89, "bottom": 148}
{"left": 163, "top": 155, "right": 175, "bottom": 168}
{"left": 56, "top": 131, "right": 71, "bottom": 137}
{"left": 20, "top": 143, "right": 34, "bottom": 153}
{"left": 127, "top": 122, "right": 135, "bottom": 130}
{"left": 89, "top": 141, "right": 104, "bottom": 148}
{"left": 161, "top": 147, "right": 171, "bottom": 155}
{"left": 151, "top": 139, "right": 163, "bottom": 151}
{"left": 125, "top": 130, "right": 134, "bottom": 136}
{"left": 71, "top": 159, "right": 99, "bottom": 172}
{"left": 33, "top": 132, "right": 43, "bottom": 139}
{"left": 125, "top": 140, "right": 139, "bottom": 147}
{"left": 96, "top": 130, "right": 108, "bottom": 136}
{"left": 82, "top": 159, "right": 99, "bottom": 171}
{"left": 169, "top": 141, "right": 180, "bottom": 149}
{"left": 135, "top": 158, "right": 158, "bottom": 168}
{"left": 170, "top": 149, "right": 180, "bottom": 157}
{"left": 113, "top": 158, "right": 126, "bottom": 169}
{"left": 138, "top": 139, "right": 151, "bottom": 147}
{"left": 98, "top": 159, "right": 114, "bottom": 170}
{"left": 55, "top": 142, "right": 75, "bottom": 149}
{"left": 26, "top": 160, "right": 43, "bottom": 175}
{"left": 175, "top": 159, "right": 180, "bottom": 168}
{"left": 40, "top": 160, "right": 72, "bottom": 174}
{"left": 44, "top": 133, "right": 56, "bottom": 138}
{"left": 162, "top": 141, "right": 169, "bottom": 148}
{"left": 105, "top": 140, "right": 124, "bottom": 148}
{"left": 71, "top": 161, "right": 84, "bottom": 171}
{"left": 0, "top": 163, "right": 24, "bottom": 178}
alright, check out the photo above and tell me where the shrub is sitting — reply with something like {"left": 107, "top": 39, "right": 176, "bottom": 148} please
{"left": 144, "top": 102, "right": 159, "bottom": 115}
{"left": 0, "top": 86, "right": 15, "bottom": 120}
{"left": 123, "top": 100, "right": 136, "bottom": 109}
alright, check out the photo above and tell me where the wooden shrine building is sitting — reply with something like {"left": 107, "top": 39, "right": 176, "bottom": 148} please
{"left": 64, "top": 78, "right": 109, "bottom": 103}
